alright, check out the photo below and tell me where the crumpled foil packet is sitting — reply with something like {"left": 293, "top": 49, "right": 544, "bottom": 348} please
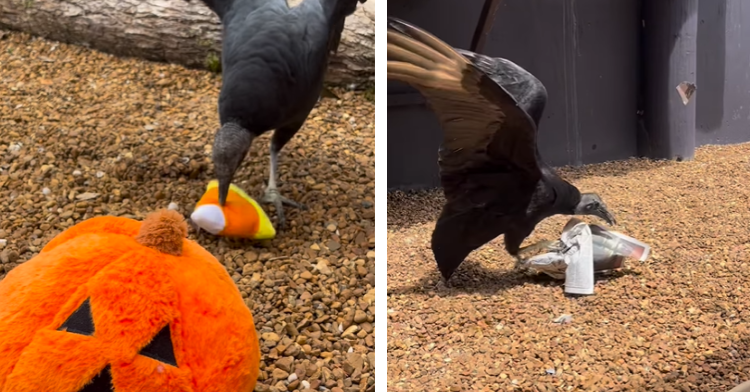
{"left": 517, "top": 218, "right": 651, "bottom": 294}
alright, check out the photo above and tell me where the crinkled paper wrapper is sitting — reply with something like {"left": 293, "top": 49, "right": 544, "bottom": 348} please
{"left": 518, "top": 218, "right": 651, "bottom": 281}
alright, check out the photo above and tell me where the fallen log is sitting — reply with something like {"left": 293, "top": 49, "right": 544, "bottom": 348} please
{"left": 0, "top": 0, "right": 375, "bottom": 86}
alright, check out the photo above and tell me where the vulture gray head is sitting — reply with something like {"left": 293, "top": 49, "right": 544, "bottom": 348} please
{"left": 574, "top": 193, "right": 616, "bottom": 226}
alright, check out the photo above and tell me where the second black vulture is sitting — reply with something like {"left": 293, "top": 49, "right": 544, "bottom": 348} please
{"left": 188, "top": 0, "right": 366, "bottom": 228}
{"left": 386, "top": 17, "right": 617, "bottom": 282}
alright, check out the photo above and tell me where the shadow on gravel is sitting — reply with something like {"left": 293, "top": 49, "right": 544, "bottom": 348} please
{"left": 641, "top": 334, "right": 750, "bottom": 392}
{"left": 388, "top": 259, "right": 641, "bottom": 298}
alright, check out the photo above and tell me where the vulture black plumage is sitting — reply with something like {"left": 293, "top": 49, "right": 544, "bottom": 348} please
{"left": 386, "top": 17, "right": 617, "bottom": 281}
{"left": 187, "top": 0, "right": 366, "bottom": 227}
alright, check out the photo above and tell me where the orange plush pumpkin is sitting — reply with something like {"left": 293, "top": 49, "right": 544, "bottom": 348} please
{"left": 0, "top": 210, "right": 260, "bottom": 392}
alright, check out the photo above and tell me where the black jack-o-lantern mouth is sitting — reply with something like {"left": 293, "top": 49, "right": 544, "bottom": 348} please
{"left": 79, "top": 365, "right": 113, "bottom": 392}
{"left": 56, "top": 298, "right": 179, "bottom": 392}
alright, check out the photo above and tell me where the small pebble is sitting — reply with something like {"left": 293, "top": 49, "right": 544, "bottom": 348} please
{"left": 553, "top": 314, "right": 573, "bottom": 324}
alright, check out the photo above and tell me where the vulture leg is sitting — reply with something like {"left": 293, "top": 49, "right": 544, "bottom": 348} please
{"left": 516, "top": 240, "right": 557, "bottom": 256}
{"left": 546, "top": 240, "right": 570, "bottom": 253}
{"left": 503, "top": 226, "right": 535, "bottom": 270}
{"left": 513, "top": 240, "right": 569, "bottom": 269}
{"left": 263, "top": 120, "right": 308, "bottom": 228}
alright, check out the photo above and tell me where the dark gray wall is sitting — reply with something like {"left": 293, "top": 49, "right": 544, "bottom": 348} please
{"left": 696, "top": 0, "right": 750, "bottom": 145}
{"left": 482, "top": 0, "right": 641, "bottom": 167}
{"left": 387, "top": 0, "right": 750, "bottom": 190}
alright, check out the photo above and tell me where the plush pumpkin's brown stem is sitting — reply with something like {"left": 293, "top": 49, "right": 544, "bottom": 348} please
{"left": 135, "top": 210, "right": 188, "bottom": 256}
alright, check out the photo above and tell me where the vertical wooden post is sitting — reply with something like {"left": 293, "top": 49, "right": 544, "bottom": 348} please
{"left": 640, "top": 0, "right": 700, "bottom": 160}
{"left": 641, "top": 0, "right": 699, "bottom": 161}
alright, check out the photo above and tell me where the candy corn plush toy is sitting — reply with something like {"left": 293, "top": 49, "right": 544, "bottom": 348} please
{"left": 190, "top": 180, "right": 276, "bottom": 240}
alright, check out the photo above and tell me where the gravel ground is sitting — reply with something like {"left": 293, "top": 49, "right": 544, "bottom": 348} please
{"left": 0, "top": 31, "right": 375, "bottom": 392}
{"left": 388, "top": 143, "right": 750, "bottom": 392}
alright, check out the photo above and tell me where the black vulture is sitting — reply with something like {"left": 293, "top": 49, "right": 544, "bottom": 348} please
{"left": 386, "top": 17, "right": 617, "bottom": 281}
{"left": 187, "top": 0, "right": 366, "bottom": 227}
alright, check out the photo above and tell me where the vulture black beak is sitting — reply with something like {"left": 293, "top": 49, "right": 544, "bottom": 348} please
{"left": 593, "top": 203, "right": 617, "bottom": 226}
{"left": 217, "top": 178, "right": 230, "bottom": 207}
{"left": 576, "top": 193, "right": 617, "bottom": 226}
{"left": 212, "top": 123, "right": 254, "bottom": 207}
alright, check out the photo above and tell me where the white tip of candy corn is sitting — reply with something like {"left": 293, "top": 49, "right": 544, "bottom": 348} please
{"left": 190, "top": 204, "right": 225, "bottom": 235}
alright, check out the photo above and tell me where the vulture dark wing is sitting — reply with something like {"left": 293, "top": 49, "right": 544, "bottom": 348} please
{"left": 187, "top": 0, "right": 271, "bottom": 21}
{"left": 328, "top": 20, "right": 346, "bottom": 54}
{"left": 387, "top": 17, "right": 550, "bottom": 280}
{"left": 456, "top": 50, "right": 548, "bottom": 130}
{"left": 387, "top": 17, "right": 542, "bottom": 189}
{"left": 327, "top": 0, "right": 367, "bottom": 54}
{"left": 186, "top": 0, "right": 234, "bottom": 19}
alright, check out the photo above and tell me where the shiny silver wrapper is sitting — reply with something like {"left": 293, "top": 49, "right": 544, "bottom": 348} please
{"left": 588, "top": 223, "right": 650, "bottom": 272}
{"left": 519, "top": 218, "right": 650, "bottom": 280}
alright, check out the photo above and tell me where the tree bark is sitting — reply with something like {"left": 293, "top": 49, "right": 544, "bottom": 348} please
{"left": 0, "top": 0, "right": 375, "bottom": 86}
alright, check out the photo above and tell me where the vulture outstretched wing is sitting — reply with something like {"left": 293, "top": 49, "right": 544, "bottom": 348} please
{"left": 387, "top": 17, "right": 543, "bottom": 194}
{"left": 387, "top": 17, "right": 551, "bottom": 279}
{"left": 455, "top": 50, "right": 548, "bottom": 129}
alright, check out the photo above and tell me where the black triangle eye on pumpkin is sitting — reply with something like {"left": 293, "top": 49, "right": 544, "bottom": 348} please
{"left": 138, "top": 325, "right": 178, "bottom": 367}
{"left": 57, "top": 297, "right": 177, "bottom": 367}
{"left": 57, "top": 297, "right": 95, "bottom": 336}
